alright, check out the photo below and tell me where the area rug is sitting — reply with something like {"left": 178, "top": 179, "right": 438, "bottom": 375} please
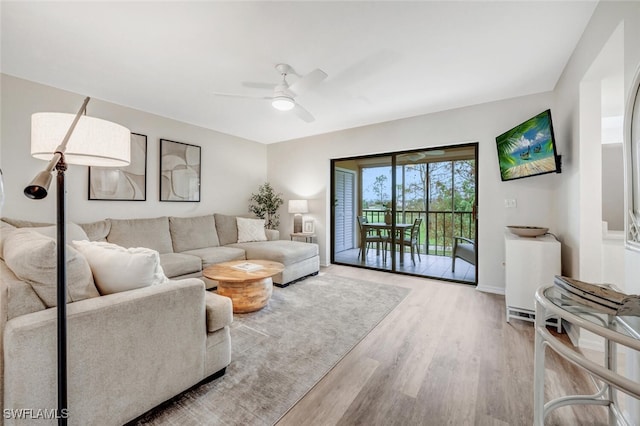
{"left": 134, "top": 273, "right": 409, "bottom": 425}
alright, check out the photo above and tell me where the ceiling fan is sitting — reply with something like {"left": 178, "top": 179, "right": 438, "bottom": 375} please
{"left": 214, "top": 63, "right": 327, "bottom": 122}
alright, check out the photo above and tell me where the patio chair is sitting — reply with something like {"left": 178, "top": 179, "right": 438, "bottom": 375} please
{"left": 357, "top": 216, "right": 389, "bottom": 262}
{"left": 397, "top": 217, "right": 422, "bottom": 265}
{"left": 452, "top": 236, "right": 475, "bottom": 272}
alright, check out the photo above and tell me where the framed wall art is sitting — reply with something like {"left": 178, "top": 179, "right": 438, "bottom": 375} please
{"left": 160, "top": 138, "right": 201, "bottom": 202}
{"left": 88, "top": 133, "right": 147, "bottom": 201}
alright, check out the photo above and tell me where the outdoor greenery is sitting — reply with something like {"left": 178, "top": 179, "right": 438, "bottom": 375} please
{"left": 248, "top": 182, "right": 284, "bottom": 230}
{"left": 362, "top": 159, "right": 476, "bottom": 254}
{"left": 363, "top": 160, "right": 475, "bottom": 212}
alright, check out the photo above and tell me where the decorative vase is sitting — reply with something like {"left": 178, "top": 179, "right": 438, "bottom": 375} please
{"left": 384, "top": 211, "right": 392, "bottom": 225}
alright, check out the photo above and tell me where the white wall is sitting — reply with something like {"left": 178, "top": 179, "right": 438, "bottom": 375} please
{"left": 267, "top": 91, "right": 558, "bottom": 293}
{"left": 0, "top": 74, "right": 267, "bottom": 224}
{"left": 553, "top": 1, "right": 640, "bottom": 279}
{"left": 602, "top": 143, "right": 624, "bottom": 231}
{"left": 551, "top": 2, "right": 640, "bottom": 422}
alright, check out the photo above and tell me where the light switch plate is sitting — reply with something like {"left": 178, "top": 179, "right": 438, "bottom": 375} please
{"left": 504, "top": 199, "right": 517, "bottom": 208}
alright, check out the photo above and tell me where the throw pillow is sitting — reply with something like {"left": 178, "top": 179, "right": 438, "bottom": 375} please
{"left": 31, "top": 222, "right": 90, "bottom": 242}
{"left": 0, "top": 220, "right": 16, "bottom": 260}
{"left": 1, "top": 217, "right": 53, "bottom": 228}
{"left": 236, "top": 217, "right": 267, "bottom": 243}
{"left": 72, "top": 240, "right": 169, "bottom": 295}
{"left": 79, "top": 220, "right": 111, "bottom": 242}
{"left": 3, "top": 228, "right": 99, "bottom": 307}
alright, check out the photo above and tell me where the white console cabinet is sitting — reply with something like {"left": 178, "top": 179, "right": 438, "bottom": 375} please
{"left": 505, "top": 232, "right": 561, "bottom": 328}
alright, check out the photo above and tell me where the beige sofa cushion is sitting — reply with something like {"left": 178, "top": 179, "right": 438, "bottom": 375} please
{"left": 204, "top": 292, "right": 233, "bottom": 332}
{"left": 72, "top": 240, "right": 169, "bottom": 295}
{"left": 2, "top": 221, "right": 47, "bottom": 319}
{"left": 3, "top": 229, "right": 99, "bottom": 307}
{"left": 169, "top": 215, "right": 220, "bottom": 252}
{"left": 159, "top": 253, "right": 202, "bottom": 278}
{"left": 108, "top": 217, "right": 174, "bottom": 254}
{"left": 1, "top": 217, "right": 52, "bottom": 228}
{"left": 230, "top": 240, "right": 319, "bottom": 266}
{"left": 1, "top": 221, "right": 88, "bottom": 258}
{"left": 2, "top": 261, "right": 46, "bottom": 319}
{"left": 182, "top": 246, "right": 245, "bottom": 268}
{"left": 214, "top": 214, "right": 238, "bottom": 246}
{"left": 0, "top": 220, "right": 16, "bottom": 259}
{"left": 79, "top": 219, "right": 111, "bottom": 242}
{"left": 30, "top": 223, "right": 89, "bottom": 242}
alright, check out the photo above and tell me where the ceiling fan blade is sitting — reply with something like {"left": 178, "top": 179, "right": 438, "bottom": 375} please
{"left": 242, "top": 81, "right": 276, "bottom": 90}
{"left": 212, "top": 92, "right": 271, "bottom": 100}
{"left": 292, "top": 103, "right": 315, "bottom": 123}
{"left": 289, "top": 68, "right": 328, "bottom": 94}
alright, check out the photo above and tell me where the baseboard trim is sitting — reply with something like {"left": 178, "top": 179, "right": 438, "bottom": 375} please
{"left": 476, "top": 285, "right": 505, "bottom": 295}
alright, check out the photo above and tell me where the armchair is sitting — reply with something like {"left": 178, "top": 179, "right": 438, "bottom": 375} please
{"left": 452, "top": 236, "right": 475, "bottom": 272}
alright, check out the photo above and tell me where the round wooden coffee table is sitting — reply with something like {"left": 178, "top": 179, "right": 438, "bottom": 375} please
{"left": 202, "top": 260, "right": 284, "bottom": 313}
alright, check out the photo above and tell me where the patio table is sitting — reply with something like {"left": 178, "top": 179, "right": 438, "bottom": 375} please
{"left": 361, "top": 222, "right": 414, "bottom": 265}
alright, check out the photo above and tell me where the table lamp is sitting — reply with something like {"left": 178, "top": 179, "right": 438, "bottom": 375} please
{"left": 23, "top": 97, "right": 130, "bottom": 425}
{"left": 288, "top": 199, "right": 308, "bottom": 233}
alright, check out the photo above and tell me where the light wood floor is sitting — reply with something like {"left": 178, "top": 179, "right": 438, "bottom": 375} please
{"left": 277, "top": 265, "right": 608, "bottom": 426}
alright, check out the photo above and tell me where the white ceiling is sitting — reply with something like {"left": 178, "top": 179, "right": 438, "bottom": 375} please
{"left": 1, "top": 1, "right": 598, "bottom": 144}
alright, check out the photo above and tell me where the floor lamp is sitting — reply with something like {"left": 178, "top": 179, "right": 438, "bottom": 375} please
{"left": 23, "top": 97, "right": 130, "bottom": 424}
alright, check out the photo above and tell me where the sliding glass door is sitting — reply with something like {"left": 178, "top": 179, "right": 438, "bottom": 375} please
{"left": 330, "top": 144, "right": 478, "bottom": 284}
{"left": 333, "top": 155, "right": 393, "bottom": 271}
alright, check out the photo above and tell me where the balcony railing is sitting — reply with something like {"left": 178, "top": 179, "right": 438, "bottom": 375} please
{"left": 362, "top": 209, "right": 475, "bottom": 256}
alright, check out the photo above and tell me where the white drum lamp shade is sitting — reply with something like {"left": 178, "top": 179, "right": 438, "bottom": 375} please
{"left": 31, "top": 113, "right": 130, "bottom": 167}
{"left": 288, "top": 199, "right": 309, "bottom": 214}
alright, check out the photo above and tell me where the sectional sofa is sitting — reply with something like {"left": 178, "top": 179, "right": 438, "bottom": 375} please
{"left": 0, "top": 213, "right": 319, "bottom": 425}
{"left": 78, "top": 213, "right": 320, "bottom": 287}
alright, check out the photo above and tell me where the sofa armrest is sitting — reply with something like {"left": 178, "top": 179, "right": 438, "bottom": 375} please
{"left": 204, "top": 291, "right": 233, "bottom": 332}
{"left": 265, "top": 229, "right": 280, "bottom": 241}
{"left": 3, "top": 278, "right": 208, "bottom": 426}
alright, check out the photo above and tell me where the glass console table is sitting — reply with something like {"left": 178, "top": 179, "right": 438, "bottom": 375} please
{"left": 534, "top": 285, "right": 640, "bottom": 425}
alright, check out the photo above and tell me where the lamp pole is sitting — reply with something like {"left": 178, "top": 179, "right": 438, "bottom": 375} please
{"left": 24, "top": 97, "right": 90, "bottom": 425}
{"left": 55, "top": 156, "right": 68, "bottom": 425}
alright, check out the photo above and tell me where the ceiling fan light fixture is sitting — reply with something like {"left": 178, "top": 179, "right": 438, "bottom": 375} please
{"left": 272, "top": 96, "right": 295, "bottom": 111}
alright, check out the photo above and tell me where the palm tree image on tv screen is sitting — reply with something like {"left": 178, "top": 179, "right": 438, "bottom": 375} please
{"left": 495, "top": 110, "right": 559, "bottom": 181}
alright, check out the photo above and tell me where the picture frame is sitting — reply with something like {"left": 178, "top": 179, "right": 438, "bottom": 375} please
{"left": 303, "top": 218, "right": 315, "bottom": 234}
{"left": 160, "top": 139, "right": 201, "bottom": 202}
{"left": 495, "top": 109, "right": 560, "bottom": 182}
{"left": 88, "top": 133, "right": 147, "bottom": 201}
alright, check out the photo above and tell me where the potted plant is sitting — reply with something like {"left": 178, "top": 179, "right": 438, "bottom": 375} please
{"left": 248, "top": 182, "right": 284, "bottom": 230}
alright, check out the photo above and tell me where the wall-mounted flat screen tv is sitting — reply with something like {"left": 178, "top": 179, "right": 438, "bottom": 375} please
{"left": 495, "top": 109, "right": 560, "bottom": 181}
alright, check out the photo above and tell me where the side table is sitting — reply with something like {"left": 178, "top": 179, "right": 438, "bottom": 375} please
{"left": 290, "top": 232, "right": 315, "bottom": 243}
{"left": 505, "top": 232, "right": 561, "bottom": 328}
{"left": 534, "top": 285, "right": 640, "bottom": 425}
